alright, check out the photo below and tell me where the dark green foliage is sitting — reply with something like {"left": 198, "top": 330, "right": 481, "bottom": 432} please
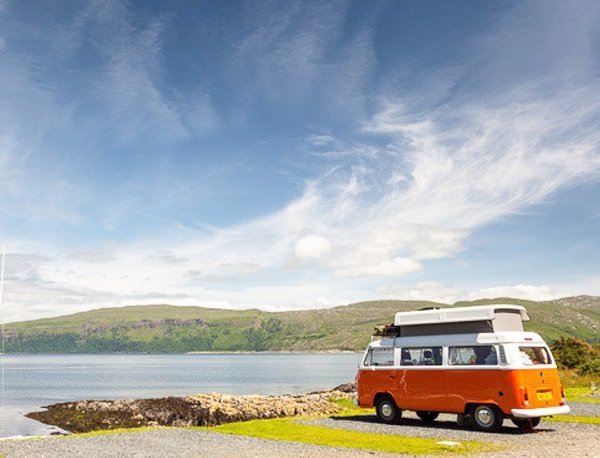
{"left": 244, "top": 319, "right": 284, "bottom": 351}
{"left": 551, "top": 337, "right": 600, "bottom": 375}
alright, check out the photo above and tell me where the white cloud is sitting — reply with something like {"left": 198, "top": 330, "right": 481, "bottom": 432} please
{"left": 294, "top": 234, "right": 331, "bottom": 259}
{"left": 335, "top": 257, "right": 421, "bottom": 278}
{"left": 379, "top": 282, "right": 462, "bottom": 304}
{"left": 147, "top": 250, "right": 188, "bottom": 265}
{"left": 471, "top": 284, "right": 558, "bottom": 302}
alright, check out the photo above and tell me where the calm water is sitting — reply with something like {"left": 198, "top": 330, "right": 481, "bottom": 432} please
{"left": 0, "top": 353, "right": 361, "bottom": 438}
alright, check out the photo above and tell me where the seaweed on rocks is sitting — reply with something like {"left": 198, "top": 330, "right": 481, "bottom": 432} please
{"left": 27, "top": 385, "right": 356, "bottom": 433}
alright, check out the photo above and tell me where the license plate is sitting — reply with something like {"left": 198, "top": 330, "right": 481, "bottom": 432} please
{"left": 537, "top": 391, "right": 553, "bottom": 401}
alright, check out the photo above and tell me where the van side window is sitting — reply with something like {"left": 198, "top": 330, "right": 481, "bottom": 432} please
{"left": 364, "top": 348, "right": 394, "bottom": 367}
{"left": 449, "top": 346, "right": 497, "bottom": 365}
{"left": 400, "top": 347, "right": 442, "bottom": 366}
{"left": 519, "top": 346, "right": 551, "bottom": 365}
{"left": 498, "top": 345, "right": 507, "bottom": 364}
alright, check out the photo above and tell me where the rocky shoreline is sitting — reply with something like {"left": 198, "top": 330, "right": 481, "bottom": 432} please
{"left": 26, "top": 383, "right": 356, "bottom": 433}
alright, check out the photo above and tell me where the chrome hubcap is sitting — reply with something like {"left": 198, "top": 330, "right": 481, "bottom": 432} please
{"left": 381, "top": 403, "right": 393, "bottom": 418}
{"left": 476, "top": 408, "right": 493, "bottom": 426}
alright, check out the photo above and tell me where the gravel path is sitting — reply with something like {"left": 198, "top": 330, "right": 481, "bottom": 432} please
{"left": 0, "top": 429, "right": 388, "bottom": 458}
{"left": 0, "top": 402, "right": 597, "bottom": 457}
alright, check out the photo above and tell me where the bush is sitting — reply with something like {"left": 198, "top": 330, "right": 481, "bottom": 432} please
{"left": 551, "top": 337, "right": 600, "bottom": 376}
{"left": 577, "top": 359, "right": 600, "bottom": 376}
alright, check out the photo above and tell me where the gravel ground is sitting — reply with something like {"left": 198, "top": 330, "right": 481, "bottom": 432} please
{"left": 0, "top": 428, "right": 388, "bottom": 458}
{"left": 566, "top": 401, "right": 600, "bottom": 417}
{"left": 303, "top": 401, "right": 600, "bottom": 457}
{"left": 0, "top": 402, "right": 597, "bottom": 457}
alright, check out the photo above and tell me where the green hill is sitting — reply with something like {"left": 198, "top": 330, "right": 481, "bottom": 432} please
{"left": 2, "top": 296, "right": 599, "bottom": 353}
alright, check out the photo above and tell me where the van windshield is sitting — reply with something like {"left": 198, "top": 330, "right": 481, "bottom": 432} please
{"left": 519, "top": 346, "right": 551, "bottom": 365}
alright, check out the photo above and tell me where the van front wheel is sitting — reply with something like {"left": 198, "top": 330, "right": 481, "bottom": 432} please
{"left": 471, "top": 405, "right": 503, "bottom": 432}
{"left": 376, "top": 396, "right": 401, "bottom": 424}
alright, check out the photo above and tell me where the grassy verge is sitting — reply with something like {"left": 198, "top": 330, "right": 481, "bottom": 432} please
{"left": 206, "top": 417, "right": 495, "bottom": 455}
{"left": 545, "top": 415, "right": 600, "bottom": 425}
{"left": 72, "top": 427, "right": 162, "bottom": 438}
{"left": 330, "top": 398, "right": 374, "bottom": 416}
{"left": 564, "top": 387, "right": 600, "bottom": 404}
{"left": 559, "top": 370, "right": 598, "bottom": 389}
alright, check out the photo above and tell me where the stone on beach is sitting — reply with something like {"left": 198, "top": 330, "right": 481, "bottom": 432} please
{"left": 26, "top": 383, "right": 356, "bottom": 433}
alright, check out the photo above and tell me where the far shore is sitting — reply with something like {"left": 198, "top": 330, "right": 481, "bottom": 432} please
{"left": 0, "top": 350, "right": 362, "bottom": 355}
{"left": 185, "top": 350, "right": 361, "bottom": 354}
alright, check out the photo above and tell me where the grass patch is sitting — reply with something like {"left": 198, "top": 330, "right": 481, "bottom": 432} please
{"left": 564, "top": 387, "right": 600, "bottom": 404}
{"left": 72, "top": 427, "right": 162, "bottom": 438}
{"left": 205, "top": 418, "right": 495, "bottom": 455}
{"left": 545, "top": 415, "right": 600, "bottom": 425}
{"left": 329, "top": 398, "right": 373, "bottom": 417}
{"left": 559, "top": 370, "right": 599, "bottom": 389}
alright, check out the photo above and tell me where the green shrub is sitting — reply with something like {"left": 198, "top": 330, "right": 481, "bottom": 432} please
{"left": 577, "top": 359, "right": 600, "bottom": 376}
{"left": 551, "top": 337, "right": 600, "bottom": 376}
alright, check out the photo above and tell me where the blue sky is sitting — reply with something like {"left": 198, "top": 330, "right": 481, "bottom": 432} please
{"left": 0, "top": 0, "right": 599, "bottom": 322}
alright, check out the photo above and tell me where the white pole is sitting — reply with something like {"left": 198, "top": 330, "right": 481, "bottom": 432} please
{"left": 0, "top": 247, "right": 5, "bottom": 431}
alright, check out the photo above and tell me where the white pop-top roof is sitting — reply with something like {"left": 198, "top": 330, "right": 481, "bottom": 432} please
{"left": 393, "top": 304, "right": 529, "bottom": 326}
{"left": 370, "top": 331, "right": 544, "bottom": 348}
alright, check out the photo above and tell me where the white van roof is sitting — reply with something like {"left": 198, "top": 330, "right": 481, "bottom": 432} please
{"left": 394, "top": 304, "right": 529, "bottom": 326}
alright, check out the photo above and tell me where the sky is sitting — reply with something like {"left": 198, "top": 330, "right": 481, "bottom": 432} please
{"left": 0, "top": 0, "right": 599, "bottom": 323}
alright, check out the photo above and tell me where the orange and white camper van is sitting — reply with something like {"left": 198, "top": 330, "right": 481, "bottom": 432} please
{"left": 356, "top": 305, "right": 570, "bottom": 432}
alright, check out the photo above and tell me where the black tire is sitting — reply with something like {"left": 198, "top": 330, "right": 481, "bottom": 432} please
{"left": 512, "top": 417, "right": 541, "bottom": 432}
{"left": 470, "top": 404, "right": 503, "bottom": 432}
{"left": 416, "top": 411, "right": 439, "bottom": 424}
{"left": 375, "top": 396, "right": 402, "bottom": 424}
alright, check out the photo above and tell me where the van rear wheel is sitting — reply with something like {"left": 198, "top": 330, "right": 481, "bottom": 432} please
{"left": 470, "top": 405, "right": 503, "bottom": 432}
{"left": 416, "top": 411, "right": 439, "bottom": 424}
{"left": 375, "top": 396, "right": 402, "bottom": 424}
{"left": 512, "top": 417, "right": 541, "bottom": 432}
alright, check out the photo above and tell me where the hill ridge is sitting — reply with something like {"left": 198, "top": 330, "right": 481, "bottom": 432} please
{"left": 3, "top": 296, "right": 598, "bottom": 353}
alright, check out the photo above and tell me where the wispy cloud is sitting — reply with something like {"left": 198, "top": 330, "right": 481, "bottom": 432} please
{"left": 0, "top": 1, "right": 599, "bottom": 321}
{"left": 230, "top": 0, "right": 375, "bottom": 122}
{"left": 2, "top": 79, "right": 594, "bottom": 321}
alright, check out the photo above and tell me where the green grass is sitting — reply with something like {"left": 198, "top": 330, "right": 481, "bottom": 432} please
{"left": 330, "top": 397, "right": 373, "bottom": 416}
{"left": 205, "top": 418, "right": 495, "bottom": 455}
{"left": 72, "top": 427, "right": 162, "bottom": 438}
{"left": 564, "top": 386, "right": 600, "bottom": 404}
{"left": 545, "top": 415, "right": 600, "bottom": 425}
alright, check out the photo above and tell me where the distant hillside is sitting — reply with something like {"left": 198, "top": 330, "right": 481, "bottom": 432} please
{"left": 2, "top": 296, "right": 599, "bottom": 353}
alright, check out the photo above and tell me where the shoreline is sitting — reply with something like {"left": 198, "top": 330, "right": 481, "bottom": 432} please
{"left": 26, "top": 383, "right": 357, "bottom": 434}
{"left": 1, "top": 350, "right": 362, "bottom": 355}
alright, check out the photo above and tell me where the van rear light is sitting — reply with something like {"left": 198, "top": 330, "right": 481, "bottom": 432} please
{"left": 524, "top": 337, "right": 533, "bottom": 341}
{"left": 523, "top": 391, "right": 529, "bottom": 406}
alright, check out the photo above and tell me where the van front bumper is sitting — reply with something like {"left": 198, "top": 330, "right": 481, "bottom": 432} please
{"left": 511, "top": 405, "right": 570, "bottom": 418}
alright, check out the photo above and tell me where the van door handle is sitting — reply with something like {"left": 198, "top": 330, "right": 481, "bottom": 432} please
{"left": 389, "top": 374, "right": 397, "bottom": 379}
